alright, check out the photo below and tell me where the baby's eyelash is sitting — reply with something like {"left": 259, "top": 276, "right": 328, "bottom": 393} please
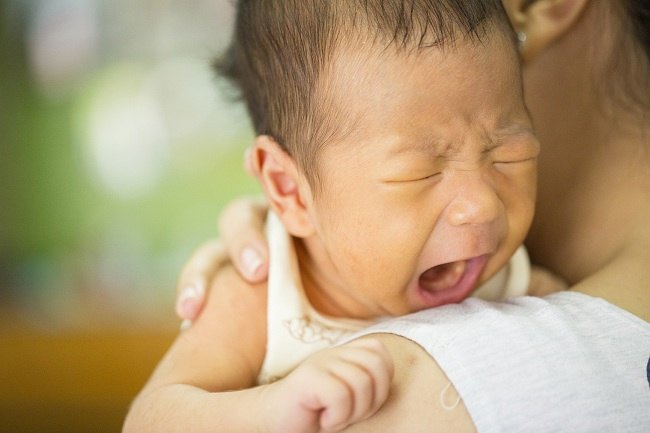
{"left": 382, "top": 172, "right": 442, "bottom": 184}
{"left": 417, "top": 172, "right": 442, "bottom": 181}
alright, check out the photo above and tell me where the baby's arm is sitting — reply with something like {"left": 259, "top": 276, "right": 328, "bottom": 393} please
{"left": 124, "top": 265, "right": 392, "bottom": 433}
{"left": 263, "top": 338, "right": 394, "bottom": 433}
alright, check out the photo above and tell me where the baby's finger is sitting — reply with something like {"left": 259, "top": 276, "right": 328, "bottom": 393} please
{"left": 218, "top": 197, "right": 269, "bottom": 283}
{"left": 310, "top": 371, "right": 355, "bottom": 432}
{"left": 346, "top": 338, "right": 394, "bottom": 417}
{"left": 175, "top": 239, "right": 226, "bottom": 321}
{"left": 320, "top": 359, "right": 375, "bottom": 430}
{"left": 330, "top": 339, "right": 394, "bottom": 423}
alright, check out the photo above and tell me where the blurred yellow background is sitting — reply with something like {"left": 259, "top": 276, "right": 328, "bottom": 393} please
{"left": 0, "top": 1, "right": 257, "bottom": 431}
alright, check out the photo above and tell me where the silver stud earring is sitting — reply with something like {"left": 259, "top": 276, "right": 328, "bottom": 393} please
{"left": 517, "top": 31, "right": 527, "bottom": 50}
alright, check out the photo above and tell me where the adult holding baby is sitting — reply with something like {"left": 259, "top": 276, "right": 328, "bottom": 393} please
{"left": 174, "top": 0, "right": 650, "bottom": 431}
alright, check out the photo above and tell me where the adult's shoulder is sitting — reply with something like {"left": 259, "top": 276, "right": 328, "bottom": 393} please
{"left": 342, "top": 332, "right": 477, "bottom": 433}
{"left": 346, "top": 293, "right": 650, "bottom": 432}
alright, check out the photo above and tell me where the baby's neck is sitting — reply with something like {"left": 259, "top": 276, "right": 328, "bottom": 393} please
{"left": 293, "top": 237, "right": 372, "bottom": 319}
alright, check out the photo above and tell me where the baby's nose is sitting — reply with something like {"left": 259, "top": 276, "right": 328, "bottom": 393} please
{"left": 445, "top": 178, "right": 502, "bottom": 227}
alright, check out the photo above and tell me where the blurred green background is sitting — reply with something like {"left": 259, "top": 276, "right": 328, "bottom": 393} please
{"left": 0, "top": 1, "right": 258, "bottom": 431}
{"left": 1, "top": 0, "right": 258, "bottom": 328}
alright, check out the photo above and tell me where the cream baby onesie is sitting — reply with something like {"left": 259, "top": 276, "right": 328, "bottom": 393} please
{"left": 257, "top": 211, "right": 530, "bottom": 384}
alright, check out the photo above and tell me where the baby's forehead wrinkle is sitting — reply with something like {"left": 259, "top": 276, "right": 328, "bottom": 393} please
{"left": 493, "top": 123, "right": 535, "bottom": 140}
{"left": 385, "top": 133, "right": 448, "bottom": 158}
{"left": 387, "top": 123, "right": 524, "bottom": 159}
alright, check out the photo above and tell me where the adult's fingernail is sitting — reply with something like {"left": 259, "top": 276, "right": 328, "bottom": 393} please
{"left": 241, "top": 247, "right": 263, "bottom": 278}
{"left": 176, "top": 283, "right": 204, "bottom": 319}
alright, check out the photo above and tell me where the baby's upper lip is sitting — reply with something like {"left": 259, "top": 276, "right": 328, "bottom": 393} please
{"left": 418, "top": 248, "right": 496, "bottom": 275}
{"left": 422, "top": 223, "right": 504, "bottom": 271}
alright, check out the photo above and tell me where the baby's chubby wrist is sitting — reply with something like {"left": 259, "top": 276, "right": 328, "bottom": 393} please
{"left": 253, "top": 377, "right": 313, "bottom": 433}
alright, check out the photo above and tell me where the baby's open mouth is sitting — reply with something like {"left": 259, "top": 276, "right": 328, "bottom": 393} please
{"left": 418, "top": 261, "right": 467, "bottom": 293}
{"left": 416, "top": 256, "right": 488, "bottom": 307}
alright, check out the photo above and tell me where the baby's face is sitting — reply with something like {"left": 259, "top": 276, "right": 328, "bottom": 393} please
{"left": 301, "top": 31, "right": 538, "bottom": 318}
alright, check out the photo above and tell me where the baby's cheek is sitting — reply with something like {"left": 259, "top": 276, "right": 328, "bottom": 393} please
{"left": 359, "top": 236, "right": 421, "bottom": 290}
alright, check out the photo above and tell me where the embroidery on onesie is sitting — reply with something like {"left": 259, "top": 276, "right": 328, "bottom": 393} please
{"left": 283, "top": 316, "right": 352, "bottom": 345}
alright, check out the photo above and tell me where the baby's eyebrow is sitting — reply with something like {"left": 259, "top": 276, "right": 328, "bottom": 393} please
{"left": 493, "top": 124, "right": 535, "bottom": 141}
{"left": 386, "top": 124, "right": 535, "bottom": 158}
{"left": 386, "top": 135, "right": 447, "bottom": 157}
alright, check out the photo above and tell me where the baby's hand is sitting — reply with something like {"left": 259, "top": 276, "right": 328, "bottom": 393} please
{"left": 263, "top": 338, "right": 394, "bottom": 433}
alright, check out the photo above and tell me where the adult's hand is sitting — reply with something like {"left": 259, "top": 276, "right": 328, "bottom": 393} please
{"left": 217, "top": 196, "right": 269, "bottom": 283}
{"left": 175, "top": 196, "right": 270, "bottom": 323}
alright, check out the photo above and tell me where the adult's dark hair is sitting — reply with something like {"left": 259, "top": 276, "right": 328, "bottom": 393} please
{"left": 626, "top": 0, "right": 650, "bottom": 60}
{"left": 603, "top": 0, "right": 650, "bottom": 113}
{"left": 216, "top": 0, "right": 511, "bottom": 183}
{"left": 625, "top": 0, "right": 650, "bottom": 111}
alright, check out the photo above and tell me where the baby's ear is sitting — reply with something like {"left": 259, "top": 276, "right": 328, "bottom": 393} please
{"left": 249, "top": 135, "right": 315, "bottom": 238}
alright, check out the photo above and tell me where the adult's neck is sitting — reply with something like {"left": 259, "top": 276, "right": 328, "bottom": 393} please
{"left": 523, "top": 4, "right": 650, "bottom": 290}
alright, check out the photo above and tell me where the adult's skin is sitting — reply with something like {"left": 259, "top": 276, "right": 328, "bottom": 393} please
{"left": 174, "top": 0, "right": 650, "bottom": 430}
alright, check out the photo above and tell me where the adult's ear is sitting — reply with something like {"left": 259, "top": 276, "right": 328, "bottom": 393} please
{"left": 502, "top": 0, "right": 590, "bottom": 62}
{"left": 249, "top": 135, "right": 315, "bottom": 238}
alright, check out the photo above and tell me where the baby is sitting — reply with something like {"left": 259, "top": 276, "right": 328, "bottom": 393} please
{"left": 124, "top": 1, "right": 564, "bottom": 432}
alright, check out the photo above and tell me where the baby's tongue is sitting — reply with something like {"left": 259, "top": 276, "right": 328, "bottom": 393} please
{"left": 419, "top": 261, "right": 467, "bottom": 292}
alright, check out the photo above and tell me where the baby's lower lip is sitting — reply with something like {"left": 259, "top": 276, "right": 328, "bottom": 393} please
{"left": 416, "top": 256, "right": 488, "bottom": 308}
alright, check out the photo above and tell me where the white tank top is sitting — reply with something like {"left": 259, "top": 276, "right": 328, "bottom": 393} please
{"left": 349, "top": 292, "right": 650, "bottom": 432}
{"left": 257, "top": 212, "right": 531, "bottom": 384}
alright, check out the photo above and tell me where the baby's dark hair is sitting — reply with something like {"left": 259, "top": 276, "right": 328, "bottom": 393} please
{"left": 216, "top": 0, "right": 512, "bottom": 183}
